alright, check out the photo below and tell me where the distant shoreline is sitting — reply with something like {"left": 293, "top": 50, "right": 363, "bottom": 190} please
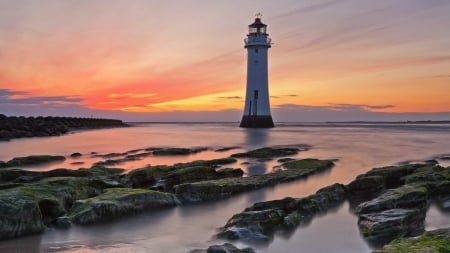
{"left": 0, "top": 115, "right": 129, "bottom": 142}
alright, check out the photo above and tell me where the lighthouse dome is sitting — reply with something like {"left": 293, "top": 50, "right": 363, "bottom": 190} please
{"left": 248, "top": 18, "right": 267, "bottom": 34}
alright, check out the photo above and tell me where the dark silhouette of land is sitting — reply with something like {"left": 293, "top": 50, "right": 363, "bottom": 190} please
{"left": 0, "top": 114, "right": 128, "bottom": 141}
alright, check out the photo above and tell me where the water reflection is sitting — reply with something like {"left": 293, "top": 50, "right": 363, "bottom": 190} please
{"left": 242, "top": 128, "right": 270, "bottom": 149}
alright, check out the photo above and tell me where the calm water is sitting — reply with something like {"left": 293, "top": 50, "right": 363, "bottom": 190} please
{"left": 0, "top": 123, "right": 449, "bottom": 253}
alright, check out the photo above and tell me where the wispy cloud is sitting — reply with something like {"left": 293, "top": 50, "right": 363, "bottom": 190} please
{"left": 0, "top": 89, "right": 82, "bottom": 106}
{"left": 273, "top": 0, "right": 341, "bottom": 19}
{"left": 217, "top": 96, "right": 243, "bottom": 99}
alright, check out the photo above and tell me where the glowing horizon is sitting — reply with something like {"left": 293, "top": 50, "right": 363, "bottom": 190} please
{"left": 1, "top": 0, "right": 449, "bottom": 121}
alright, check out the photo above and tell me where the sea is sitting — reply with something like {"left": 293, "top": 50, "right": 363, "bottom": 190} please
{"left": 0, "top": 122, "right": 449, "bottom": 253}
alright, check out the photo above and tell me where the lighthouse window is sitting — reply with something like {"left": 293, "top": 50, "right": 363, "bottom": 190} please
{"left": 255, "top": 49, "right": 259, "bottom": 53}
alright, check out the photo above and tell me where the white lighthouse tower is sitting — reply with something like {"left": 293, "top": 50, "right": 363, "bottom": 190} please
{"left": 240, "top": 15, "right": 274, "bottom": 128}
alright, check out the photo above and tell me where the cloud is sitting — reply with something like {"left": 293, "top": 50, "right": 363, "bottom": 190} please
{"left": 217, "top": 96, "right": 243, "bottom": 99}
{"left": 433, "top": 75, "right": 450, "bottom": 78}
{"left": 272, "top": 103, "right": 449, "bottom": 122}
{"left": 0, "top": 89, "right": 82, "bottom": 106}
{"left": 273, "top": 0, "right": 341, "bottom": 19}
{"left": 328, "top": 103, "right": 395, "bottom": 111}
{"left": 271, "top": 94, "right": 297, "bottom": 99}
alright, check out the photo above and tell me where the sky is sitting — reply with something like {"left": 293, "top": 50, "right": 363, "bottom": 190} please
{"left": 0, "top": 0, "right": 449, "bottom": 122}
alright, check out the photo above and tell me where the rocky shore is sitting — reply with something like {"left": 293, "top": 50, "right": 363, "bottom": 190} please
{"left": 211, "top": 161, "right": 450, "bottom": 252}
{"left": 0, "top": 146, "right": 333, "bottom": 241}
{"left": 1, "top": 144, "right": 449, "bottom": 253}
{"left": 0, "top": 114, "right": 128, "bottom": 141}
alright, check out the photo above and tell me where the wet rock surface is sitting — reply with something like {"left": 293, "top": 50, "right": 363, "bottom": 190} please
{"left": 216, "top": 183, "right": 346, "bottom": 243}
{"left": 188, "top": 243, "right": 256, "bottom": 253}
{"left": 175, "top": 159, "right": 334, "bottom": 202}
{"left": 346, "top": 163, "right": 450, "bottom": 247}
{"left": 68, "top": 188, "right": 179, "bottom": 224}
{"left": 0, "top": 155, "right": 66, "bottom": 168}
{"left": 373, "top": 228, "right": 450, "bottom": 253}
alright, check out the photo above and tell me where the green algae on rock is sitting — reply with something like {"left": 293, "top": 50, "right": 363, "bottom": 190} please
{"left": 123, "top": 158, "right": 238, "bottom": 188}
{"left": 68, "top": 188, "right": 179, "bottom": 224}
{"left": 373, "top": 228, "right": 450, "bottom": 253}
{"left": 0, "top": 176, "right": 113, "bottom": 240}
{"left": 230, "top": 147, "right": 300, "bottom": 159}
{"left": 358, "top": 208, "right": 426, "bottom": 247}
{"left": 216, "top": 183, "right": 346, "bottom": 243}
{"left": 152, "top": 147, "right": 208, "bottom": 156}
{"left": 0, "top": 155, "right": 66, "bottom": 168}
{"left": 188, "top": 243, "right": 256, "bottom": 253}
{"left": 175, "top": 159, "right": 334, "bottom": 202}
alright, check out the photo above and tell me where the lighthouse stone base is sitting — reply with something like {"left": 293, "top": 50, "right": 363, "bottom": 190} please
{"left": 240, "top": 115, "right": 274, "bottom": 128}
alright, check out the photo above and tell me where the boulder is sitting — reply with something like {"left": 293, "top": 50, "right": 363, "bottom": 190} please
{"left": 68, "top": 188, "right": 179, "bottom": 224}
{"left": 373, "top": 227, "right": 450, "bottom": 253}
{"left": 0, "top": 176, "right": 103, "bottom": 240}
{"left": 70, "top": 152, "right": 82, "bottom": 158}
{"left": 176, "top": 159, "right": 334, "bottom": 202}
{"left": 152, "top": 147, "right": 208, "bottom": 156}
{"left": 123, "top": 158, "right": 237, "bottom": 188}
{"left": 231, "top": 147, "right": 299, "bottom": 159}
{"left": 0, "top": 155, "right": 66, "bottom": 168}
{"left": 356, "top": 185, "right": 428, "bottom": 214}
{"left": 188, "top": 243, "right": 255, "bottom": 253}
{"left": 217, "top": 183, "right": 346, "bottom": 243}
{"left": 358, "top": 208, "right": 425, "bottom": 247}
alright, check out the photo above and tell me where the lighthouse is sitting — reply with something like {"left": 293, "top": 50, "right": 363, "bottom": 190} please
{"left": 240, "top": 15, "right": 274, "bottom": 128}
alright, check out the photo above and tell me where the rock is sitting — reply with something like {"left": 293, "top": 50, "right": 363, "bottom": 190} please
{"left": 71, "top": 161, "right": 85, "bottom": 165}
{"left": 0, "top": 166, "right": 124, "bottom": 184}
{"left": 402, "top": 165, "right": 450, "bottom": 185}
{"left": 123, "top": 158, "right": 237, "bottom": 188}
{"left": 373, "top": 228, "right": 450, "bottom": 253}
{"left": 0, "top": 116, "right": 128, "bottom": 141}
{"left": 0, "top": 191, "right": 45, "bottom": 239}
{"left": 206, "top": 243, "right": 255, "bottom": 253}
{"left": 215, "top": 146, "right": 241, "bottom": 152}
{"left": 70, "top": 152, "right": 82, "bottom": 158}
{"left": 355, "top": 185, "right": 428, "bottom": 214}
{"left": 231, "top": 147, "right": 299, "bottom": 159}
{"left": 68, "top": 188, "right": 179, "bottom": 224}
{"left": 277, "top": 158, "right": 295, "bottom": 163}
{"left": 161, "top": 166, "right": 243, "bottom": 191}
{"left": 217, "top": 183, "right": 346, "bottom": 243}
{"left": 0, "top": 155, "right": 66, "bottom": 168}
{"left": 358, "top": 164, "right": 425, "bottom": 188}
{"left": 347, "top": 176, "right": 385, "bottom": 205}
{"left": 188, "top": 243, "right": 255, "bottom": 253}
{"left": 0, "top": 176, "right": 104, "bottom": 240}
{"left": 55, "top": 216, "right": 71, "bottom": 229}
{"left": 152, "top": 147, "right": 208, "bottom": 156}
{"left": 359, "top": 209, "right": 425, "bottom": 247}
{"left": 176, "top": 159, "right": 334, "bottom": 202}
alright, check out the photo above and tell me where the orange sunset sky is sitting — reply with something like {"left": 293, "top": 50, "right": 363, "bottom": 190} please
{"left": 0, "top": 0, "right": 449, "bottom": 121}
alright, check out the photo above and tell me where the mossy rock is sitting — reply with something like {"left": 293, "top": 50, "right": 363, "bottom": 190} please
{"left": 373, "top": 228, "right": 450, "bottom": 253}
{"left": 356, "top": 185, "right": 428, "bottom": 214}
{"left": 161, "top": 166, "right": 243, "bottom": 191}
{"left": 0, "top": 155, "right": 66, "bottom": 168}
{"left": 359, "top": 164, "right": 425, "bottom": 188}
{"left": 231, "top": 147, "right": 299, "bottom": 159}
{"left": 216, "top": 183, "right": 346, "bottom": 243}
{"left": 123, "top": 158, "right": 237, "bottom": 188}
{"left": 0, "top": 166, "right": 124, "bottom": 184}
{"left": 175, "top": 159, "right": 334, "bottom": 202}
{"left": 358, "top": 208, "right": 425, "bottom": 247}
{"left": 0, "top": 176, "right": 104, "bottom": 240}
{"left": 152, "top": 147, "right": 208, "bottom": 156}
{"left": 189, "top": 243, "right": 255, "bottom": 253}
{"left": 68, "top": 188, "right": 179, "bottom": 224}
